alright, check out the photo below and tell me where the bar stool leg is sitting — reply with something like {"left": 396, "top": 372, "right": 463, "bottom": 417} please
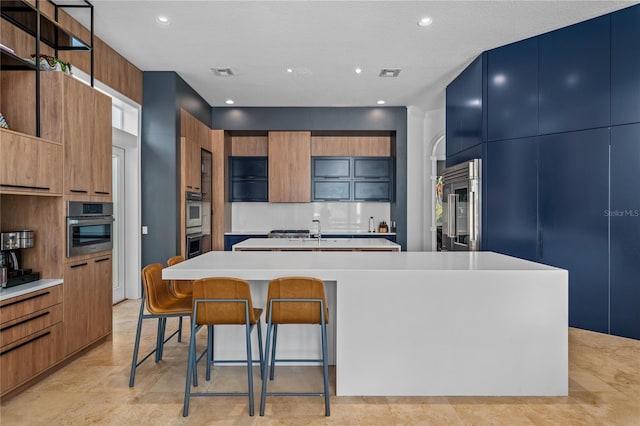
{"left": 178, "top": 316, "right": 183, "bottom": 342}
{"left": 245, "top": 320, "right": 255, "bottom": 416}
{"left": 128, "top": 296, "right": 146, "bottom": 387}
{"left": 183, "top": 324, "right": 199, "bottom": 416}
{"left": 206, "top": 325, "right": 214, "bottom": 381}
{"left": 269, "top": 324, "right": 278, "bottom": 380}
{"left": 321, "top": 321, "right": 330, "bottom": 416}
{"left": 256, "top": 319, "right": 264, "bottom": 378}
{"left": 259, "top": 322, "right": 274, "bottom": 416}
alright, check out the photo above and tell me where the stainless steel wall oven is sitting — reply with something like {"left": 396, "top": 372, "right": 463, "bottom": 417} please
{"left": 66, "top": 201, "right": 114, "bottom": 257}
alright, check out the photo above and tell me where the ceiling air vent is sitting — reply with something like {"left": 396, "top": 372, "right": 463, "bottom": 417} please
{"left": 211, "top": 67, "right": 234, "bottom": 77}
{"left": 379, "top": 68, "right": 401, "bottom": 78}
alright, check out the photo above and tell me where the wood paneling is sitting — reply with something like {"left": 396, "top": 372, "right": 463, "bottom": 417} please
{"left": 91, "top": 90, "right": 113, "bottom": 196}
{"left": 268, "top": 131, "right": 311, "bottom": 202}
{"left": 232, "top": 136, "right": 269, "bottom": 156}
{"left": 63, "top": 75, "right": 93, "bottom": 195}
{"left": 180, "top": 109, "right": 210, "bottom": 150}
{"left": 311, "top": 135, "right": 391, "bottom": 156}
{"left": 0, "top": 195, "right": 64, "bottom": 279}
{"left": 0, "top": 286, "right": 63, "bottom": 324}
{"left": 0, "top": 130, "right": 62, "bottom": 195}
{"left": 210, "top": 130, "right": 232, "bottom": 251}
{"left": 1, "top": 305, "right": 63, "bottom": 348}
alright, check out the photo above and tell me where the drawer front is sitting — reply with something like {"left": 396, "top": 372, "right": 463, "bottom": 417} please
{"left": 0, "top": 323, "right": 63, "bottom": 394}
{"left": 0, "top": 304, "right": 63, "bottom": 348}
{"left": 0, "top": 286, "right": 63, "bottom": 324}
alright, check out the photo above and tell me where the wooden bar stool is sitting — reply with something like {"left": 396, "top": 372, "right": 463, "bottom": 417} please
{"left": 167, "top": 255, "right": 193, "bottom": 341}
{"left": 259, "top": 276, "right": 330, "bottom": 416}
{"left": 183, "top": 277, "right": 264, "bottom": 417}
{"left": 129, "top": 263, "right": 192, "bottom": 387}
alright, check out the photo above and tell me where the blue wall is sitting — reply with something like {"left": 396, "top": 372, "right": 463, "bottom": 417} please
{"left": 141, "top": 72, "right": 211, "bottom": 266}
{"left": 446, "top": 4, "right": 640, "bottom": 339}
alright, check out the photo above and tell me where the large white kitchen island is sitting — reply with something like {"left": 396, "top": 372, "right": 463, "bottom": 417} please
{"left": 163, "top": 251, "right": 568, "bottom": 397}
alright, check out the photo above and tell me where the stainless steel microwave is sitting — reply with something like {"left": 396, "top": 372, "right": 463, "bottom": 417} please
{"left": 66, "top": 201, "right": 114, "bottom": 257}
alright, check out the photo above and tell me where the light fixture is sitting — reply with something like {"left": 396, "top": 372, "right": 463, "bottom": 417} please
{"left": 355, "top": 67, "right": 362, "bottom": 74}
{"left": 225, "top": 99, "right": 234, "bottom": 105}
{"left": 286, "top": 68, "right": 294, "bottom": 73}
{"left": 377, "top": 100, "right": 386, "bottom": 105}
{"left": 418, "top": 16, "right": 432, "bottom": 27}
{"left": 156, "top": 15, "right": 171, "bottom": 25}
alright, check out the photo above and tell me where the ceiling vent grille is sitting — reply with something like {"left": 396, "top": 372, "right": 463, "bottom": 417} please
{"left": 211, "top": 67, "right": 234, "bottom": 77}
{"left": 379, "top": 68, "right": 401, "bottom": 78}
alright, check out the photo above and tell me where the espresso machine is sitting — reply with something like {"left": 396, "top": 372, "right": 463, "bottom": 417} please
{"left": 0, "top": 230, "right": 40, "bottom": 288}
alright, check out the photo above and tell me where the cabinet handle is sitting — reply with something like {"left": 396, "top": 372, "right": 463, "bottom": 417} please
{"left": 0, "top": 183, "right": 50, "bottom": 191}
{"left": 0, "top": 311, "right": 50, "bottom": 332}
{"left": 0, "top": 331, "right": 50, "bottom": 356}
{"left": 94, "top": 257, "right": 110, "bottom": 263}
{"left": 70, "top": 189, "right": 89, "bottom": 194}
{"left": 70, "top": 262, "right": 88, "bottom": 268}
{"left": 94, "top": 191, "right": 110, "bottom": 195}
{"left": 1, "top": 291, "right": 50, "bottom": 309}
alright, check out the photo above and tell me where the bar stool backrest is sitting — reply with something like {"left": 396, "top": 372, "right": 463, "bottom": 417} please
{"left": 142, "top": 263, "right": 181, "bottom": 315}
{"left": 192, "top": 277, "right": 259, "bottom": 326}
{"left": 167, "top": 255, "right": 193, "bottom": 297}
{"left": 266, "top": 277, "right": 329, "bottom": 324}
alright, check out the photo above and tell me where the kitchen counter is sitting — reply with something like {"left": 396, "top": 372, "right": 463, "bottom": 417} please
{"left": 164, "top": 251, "right": 567, "bottom": 397}
{"left": 0, "top": 279, "right": 63, "bottom": 301}
{"left": 232, "top": 237, "right": 400, "bottom": 251}
{"left": 224, "top": 231, "right": 397, "bottom": 236}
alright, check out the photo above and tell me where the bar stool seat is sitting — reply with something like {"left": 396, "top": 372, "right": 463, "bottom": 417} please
{"left": 259, "top": 276, "right": 330, "bottom": 416}
{"left": 183, "top": 277, "right": 264, "bottom": 417}
{"left": 129, "top": 263, "right": 192, "bottom": 387}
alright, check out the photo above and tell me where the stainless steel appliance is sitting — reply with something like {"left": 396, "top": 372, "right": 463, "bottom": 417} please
{"left": 441, "top": 159, "right": 481, "bottom": 251}
{"left": 186, "top": 192, "right": 203, "bottom": 229}
{"left": 186, "top": 232, "right": 203, "bottom": 259}
{"left": 66, "top": 201, "right": 114, "bottom": 257}
{"left": 1, "top": 230, "right": 39, "bottom": 288}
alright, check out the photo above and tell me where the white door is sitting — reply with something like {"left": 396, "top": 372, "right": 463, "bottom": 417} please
{"left": 112, "top": 146, "right": 126, "bottom": 303}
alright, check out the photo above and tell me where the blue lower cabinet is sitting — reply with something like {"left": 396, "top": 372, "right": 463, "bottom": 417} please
{"left": 224, "top": 234, "right": 267, "bottom": 251}
{"left": 485, "top": 137, "right": 538, "bottom": 261}
{"left": 610, "top": 124, "right": 640, "bottom": 339}
{"left": 539, "top": 128, "right": 610, "bottom": 333}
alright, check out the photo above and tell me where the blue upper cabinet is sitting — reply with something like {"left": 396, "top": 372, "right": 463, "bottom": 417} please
{"left": 539, "top": 15, "right": 611, "bottom": 135}
{"left": 446, "top": 54, "right": 484, "bottom": 161}
{"left": 538, "top": 128, "right": 610, "bottom": 333}
{"left": 610, "top": 123, "right": 640, "bottom": 339}
{"left": 611, "top": 5, "right": 640, "bottom": 126}
{"left": 487, "top": 38, "right": 538, "bottom": 142}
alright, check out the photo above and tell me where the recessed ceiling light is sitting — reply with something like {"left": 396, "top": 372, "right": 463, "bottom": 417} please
{"left": 225, "top": 99, "right": 234, "bottom": 105}
{"left": 286, "top": 68, "right": 294, "bottom": 73}
{"left": 156, "top": 15, "right": 170, "bottom": 25}
{"left": 377, "top": 100, "right": 386, "bottom": 105}
{"left": 418, "top": 16, "right": 433, "bottom": 27}
{"left": 355, "top": 67, "right": 362, "bottom": 74}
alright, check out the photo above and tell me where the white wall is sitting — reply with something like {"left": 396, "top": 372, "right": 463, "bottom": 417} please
{"left": 232, "top": 202, "right": 391, "bottom": 233}
{"left": 405, "top": 100, "right": 445, "bottom": 251}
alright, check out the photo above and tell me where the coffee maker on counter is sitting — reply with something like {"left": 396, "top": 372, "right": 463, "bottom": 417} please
{"left": 0, "top": 230, "right": 40, "bottom": 288}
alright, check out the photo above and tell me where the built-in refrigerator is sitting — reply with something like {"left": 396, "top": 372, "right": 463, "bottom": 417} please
{"left": 440, "top": 159, "right": 481, "bottom": 251}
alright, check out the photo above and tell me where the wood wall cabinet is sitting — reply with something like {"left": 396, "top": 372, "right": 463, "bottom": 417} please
{"left": 63, "top": 256, "right": 112, "bottom": 356}
{"left": 0, "top": 285, "right": 64, "bottom": 396}
{"left": 181, "top": 138, "right": 201, "bottom": 193}
{"left": 268, "top": 131, "right": 311, "bottom": 202}
{"left": 0, "top": 129, "right": 62, "bottom": 195}
{"left": 0, "top": 72, "right": 112, "bottom": 198}
{"left": 311, "top": 133, "right": 392, "bottom": 156}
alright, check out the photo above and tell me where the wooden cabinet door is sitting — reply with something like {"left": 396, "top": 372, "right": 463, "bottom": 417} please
{"left": 0, "top": 130, "right": 63, "bottom": 195}
{"left": 182, "top": 138, "right": 201, "bottom": 193}
{"left": 91, "top": 91, "right": 113, "bottom": 197}
{"left": 63, "top": 76, "right": 94, "bottom": 196}
{"left": 190, "top": 143, "right": 201, "bottom": 192}
{"left": 268, "top": 131, "right": 311, "bottom": 202}
{"left": 91, "top": 256, "right": 113, "bottom": 340}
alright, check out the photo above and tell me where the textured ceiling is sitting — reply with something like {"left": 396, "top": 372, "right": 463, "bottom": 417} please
{"left": 68, "top": 1, "right": 637, "bottom": 109}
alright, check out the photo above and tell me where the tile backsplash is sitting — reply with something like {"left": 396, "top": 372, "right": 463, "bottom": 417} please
{"left": 232, "top": 202, "right": 391, "bottom": 233}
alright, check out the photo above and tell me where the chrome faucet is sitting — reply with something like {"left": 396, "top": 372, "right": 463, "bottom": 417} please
{"left": 312, "top": 219, "right": 321, "bottom": 242}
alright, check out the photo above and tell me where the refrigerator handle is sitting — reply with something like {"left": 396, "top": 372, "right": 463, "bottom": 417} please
{"left": 447, "top": 193, "right": 457, "bottom": 238}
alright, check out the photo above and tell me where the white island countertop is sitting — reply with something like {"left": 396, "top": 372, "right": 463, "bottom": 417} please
{"left": 232, "top": 237, "right": 401, "bottom": 251}
{"left": 164, "top": 251, "right": 567, "bottom": 397}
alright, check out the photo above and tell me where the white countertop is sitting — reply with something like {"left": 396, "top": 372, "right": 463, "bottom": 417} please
{"left": 233, "top": 237, "right": 401, "bottom": 251}
{"left": 225, "top": 231, "right": 397, "bottom": 236}
{"left": 164, "top": 251, "right": 562, "bottom": 281}
{"left": 0, "top": 279, "right": 63, "bottom": 301}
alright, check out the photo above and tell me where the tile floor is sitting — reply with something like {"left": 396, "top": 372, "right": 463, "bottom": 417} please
{"left": 1, "top": 299, "right": 639, "bottom": 425}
